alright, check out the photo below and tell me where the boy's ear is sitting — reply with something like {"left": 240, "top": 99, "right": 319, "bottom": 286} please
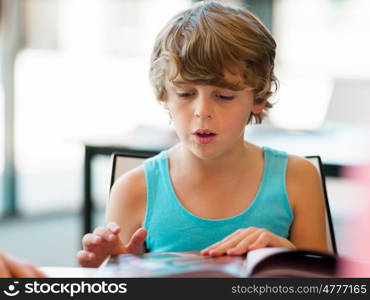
{"left": 252, "top": 100, "right": 266, "bottom": 114}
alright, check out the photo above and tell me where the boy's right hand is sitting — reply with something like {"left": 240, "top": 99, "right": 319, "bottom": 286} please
{"left": 77, "top": 222, "right": 147, "bottom": 268}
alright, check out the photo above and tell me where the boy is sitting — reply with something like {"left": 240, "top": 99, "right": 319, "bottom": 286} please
{"left": 78, "top": 1, "right": 327, "bottom": 268}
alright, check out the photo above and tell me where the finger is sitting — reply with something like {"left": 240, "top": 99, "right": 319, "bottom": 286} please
{"left": 228, "top": 230, "right": 266, "bottom": 255}
{"left": 76, "top": 250, "right": 96, "bottom": 267}
{"left": 106, "top": 222, "right": 121, "bottom": 234}
{"left": 15, "top": 262, "right": 47, "bottom": 278}
{"left": 208, "top": 228, "right": 260, "bottom": 256}
{"left": 81, "top": 233, "right": 117, "bottom": 266}
{"left": 200, "top": 241, "right": 222, "bottom": 255}
{"left": 201, "top": 230, "right": 246, "bottom": 255}
{"left": 3, "top": 254, "right": 36, "bottom": 278}
{"left": 78, "top": 251, "right": 107, "bottom": 269}
{"left": 208, "top": 234, "right": 247, "bottom": 257}
{"left": 125, "top": 228, "right": 147, "bottom": 254}
{"left": 247, "top": 231, "right": 271, "bottom": 250}
{"left": 82, "top": 233, "right": 102, "bottom": 251}
{"left": 93, "top": 227, "right": 116, "bottom": 242}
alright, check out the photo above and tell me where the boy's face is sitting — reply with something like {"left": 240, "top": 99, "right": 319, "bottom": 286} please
{"left": 163, "top": 70, "right": 265, "bottom": 160}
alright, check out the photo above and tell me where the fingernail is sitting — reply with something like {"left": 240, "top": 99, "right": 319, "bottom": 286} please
{"left": 88, "top": 253, "right": 94, "bottom": 260}
{"left": 108, "top": 223, "right": 119, "bottom": 231}
{"left": 107, "top": 234, "right": 115, "bottom": 241}
{"left": 93, "top": 236, "right": 100, "bottom": 243}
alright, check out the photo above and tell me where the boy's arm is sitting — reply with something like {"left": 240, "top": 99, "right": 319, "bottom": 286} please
{"left": 286, "top": 155, "right": 328, "bottom": 252}
{"left": 78, "top": 166, "right": 147, "bottom": 267}
{"left": 105, "top": 165, "right": 147, "bottom": 250}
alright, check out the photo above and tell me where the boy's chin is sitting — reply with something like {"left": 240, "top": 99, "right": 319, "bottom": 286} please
{"left": 190, "top": 146, "right": 224, "bottom": 161}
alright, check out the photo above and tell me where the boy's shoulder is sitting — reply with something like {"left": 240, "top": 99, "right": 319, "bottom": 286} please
{"left": 285, "top": 154, "right": 321, "bottom": 196}
{"left": 261, "top": 143, "right": 318, "bottom": 176}
{"left": 110, "top": 165, "right": 146, "bottom": 205}
{"left": 286, "top": 154, "right": 320, "bottom": 180}
{"left": 285, "top": 154, "right": 323, "bottom": 211}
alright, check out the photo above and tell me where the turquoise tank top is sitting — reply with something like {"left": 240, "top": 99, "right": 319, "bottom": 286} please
{"left": 143, "top": 146, "right": 293, "bottom": 253}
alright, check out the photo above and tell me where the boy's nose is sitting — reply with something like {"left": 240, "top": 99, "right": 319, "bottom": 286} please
{"left": 194, "top": 112, "right": 213, "bottom": 119}
{"left": 193, "top": 97, "right": 214, "bottom": 120}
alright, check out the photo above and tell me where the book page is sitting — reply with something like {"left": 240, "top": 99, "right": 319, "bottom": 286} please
{"left": 98, "top": 252, "right": 246, "bottom": 277}
{"left": 243, "top": 247, "right": 291, "bottom": 277}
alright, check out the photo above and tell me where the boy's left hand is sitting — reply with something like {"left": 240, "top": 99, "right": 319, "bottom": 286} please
{"left": 200, "top": 227, "right": 296, "bottom": 256}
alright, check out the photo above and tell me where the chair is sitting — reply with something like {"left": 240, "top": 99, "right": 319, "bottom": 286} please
{"left": 109, "top": 149, "right": 159, "bottom": 190}
{"left": 305, "top": 156, "right": 337, "bottom": 254}
{"left": 109, "top": 151, "right": 337, "bottom": 254}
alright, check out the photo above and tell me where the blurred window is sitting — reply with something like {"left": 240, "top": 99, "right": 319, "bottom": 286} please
{"left": 271, "top": 0, "right": 370, "bottom": 130}
{"left": 13, "top": 0, "right": 191, "bottom": 215}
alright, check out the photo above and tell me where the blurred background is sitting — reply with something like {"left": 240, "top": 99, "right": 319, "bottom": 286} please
{"left": 1, "top": 0, "right": 370, "bottom": 267}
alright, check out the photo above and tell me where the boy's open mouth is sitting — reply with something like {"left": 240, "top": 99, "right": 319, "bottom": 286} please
{"left": 193, "top": 129, "right": 217, "bottom": 137}
{"left": 196, "top": 132, "right": 216, "bottom": 137}
{"left": 193, "top": 129, "right": 217, "bottom": 144}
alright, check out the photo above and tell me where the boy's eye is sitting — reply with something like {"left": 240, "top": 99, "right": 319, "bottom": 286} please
{"left": 176, "top": 92, "right": 194, "bottom": 98}
{"left": 217, "top": 95, "right": 235, "bottom": 101}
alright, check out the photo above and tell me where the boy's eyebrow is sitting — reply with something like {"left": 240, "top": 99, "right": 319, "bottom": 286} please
{"left": 171, "top": 80, "right": 190, "bottom": 86}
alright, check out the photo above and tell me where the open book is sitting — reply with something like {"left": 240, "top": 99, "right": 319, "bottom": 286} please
{"left": 95, "top": 247, "right": 337, "bottom": 278}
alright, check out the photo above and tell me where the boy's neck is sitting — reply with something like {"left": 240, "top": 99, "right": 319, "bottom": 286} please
{"left": 172, "top": 141, "right": 256, "bottom": 177}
